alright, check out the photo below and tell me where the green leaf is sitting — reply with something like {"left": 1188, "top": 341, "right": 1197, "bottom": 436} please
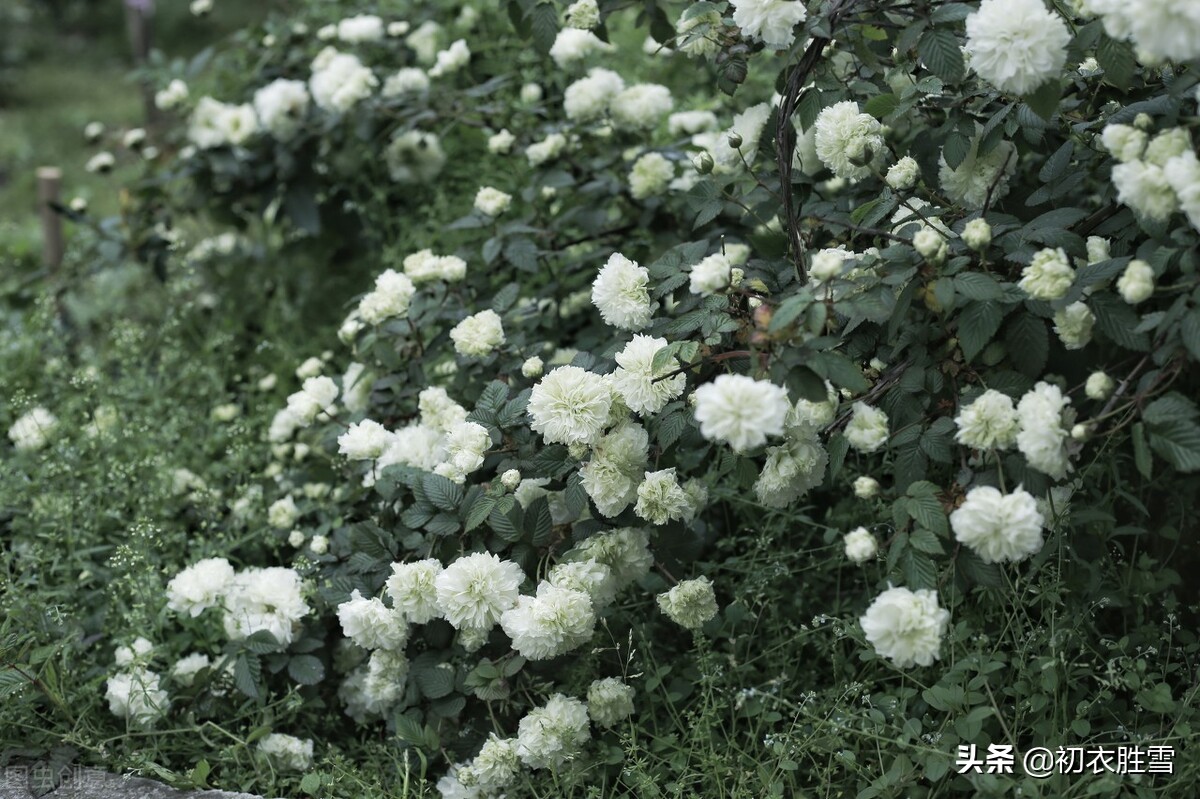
{"left": 234, "top": 654, "right": 261, "bottom": 700}
{"left": 902, "top": 549, "right": 939, "bottom": 590}
{"left": 1136, "top": 683, "right": 1177, "bottom": 714}
{"left": 1004, "top": 313, "right": 1049, "bottom": 377}
{"left": 504, "top": 237, "right": 539, "bottom": 271}
{"left": 1023, "top": 80, "right": 1062, "bottom": 121}
{"left": 1097, "top": 34, "right": 1135, "bottom": 89}
{"left": 809, "top": 351, "right": 871, "bottom": 394}
{"left": 1179, "top": 308, "right": 1200, "bottom": 362}
{"left": 919, "top": 30, "right": 965, "bottom": 83}
{"left": 524, "top": 495, "right": 554, "bottom": 546}
{"left": 1038, "top": 140, "right": 1074, "bottom": 184}
{"left": 465, "top": 494, "right": 496, "bottom": 532}
{"left": 1147, "top": 418, "right": 1200, "bottom": 472}
{"left": 658, "top": 410, "right": 688, "bottom": 451}
{"left": 1132, "top": 422, "right": 1153, "bottom": 479}
{"left": 864, "top": 93, "right": 899, "bottom": 119}
{"left": 287, "top": 655, "right": 325, "bottom": 685}
{"left": 489, "top": 499, "right": 524, "bottom": 542}
{"left": 299, "top": 772, "right": 322, "bottom": 795}
{"left": 416, "top": 664, "right": 456, "bottom": 699}
{"left": 907, "top": 494, "right": 949, "bottom": 536}
{"left": 1091, "top": 293, "right": 1150, "bottom": 351}
{"left": 953, "top": 272, "right": 1003, "bottom": 301}
{"left": 958, "top": 301, "right": 1006, "bottom": 361}
{"left": 941, "top": 131, "right": 971, "bottom": 171}
{"left": 909, "top": 528, "right": 945, "bottom": 555}
{"left": 529, "top": 2, "right": 558, "bottom": 53}
{"left": 423, "top": 474, "right": 465, "bottom": 513}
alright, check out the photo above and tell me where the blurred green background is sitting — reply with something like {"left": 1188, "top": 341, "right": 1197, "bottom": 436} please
{"left": 0, "top": 0, "right": 265, "bottom": 256}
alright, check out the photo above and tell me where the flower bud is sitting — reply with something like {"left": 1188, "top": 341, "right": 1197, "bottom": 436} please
{"left": 693, "top": 151, "right": 715, "bottom": 174}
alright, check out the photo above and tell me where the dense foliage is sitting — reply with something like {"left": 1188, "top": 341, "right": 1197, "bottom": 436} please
{"left": 4, "top": 0, "right": 1200, "bottom": 797}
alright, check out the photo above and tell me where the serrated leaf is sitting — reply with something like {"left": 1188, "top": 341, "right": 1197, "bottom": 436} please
{"left": 234, "top": 654, "right": 261, "bottom": 700}
{"left": 416, "top": 664, "right": 456, "bottom": 699}
{"left": 909, "top": 528, "right": 945, "bottom": 555}
{"left": 658, "top": 410, "right": 688, "bottom": 451}
{"left": 465, "top": 495, "right": 496, "bottom": 532}
{"left": 287, "top": 655, "right": 325, "bottom": 685}
{"left": 919, "top": 29, "right": 965, "bottom": 83}
{"left": 489, "top": 500, "right": 524, "bottom": 542}
{"left": 423, "top": 474, "right": 465, "bottom": 512}
{"left": 953, "top": 272, "right": 1003, "bottom": 301}
{"left": 1091, "top": 293, "right": 1150, "bottom": 351}
{"left": 1004, "top": 313, "right": 1049, "bottom": 377}
{"left": 1038, "top": 140, "right": 1074, "bottom": 184}
{"left": 1024, "top": 80, "right": 1062, "bottom": 121}
{"left": 1148, "top": 418, "right": 1200, "bottom": 472}
{"left": 902, "top": 549, "right": 939, "bottom": 589}
{"left": 864, "top": 93, "right": 899, "bottom": 119}
{"left": 958, "top": 301, "right": 1006, "bottom": 361}
{"left": 1097, "top": 34, "right": 1135, "bottom": 89}
{"left": 524, "top": 495, "right": 554, "bottom": 546}
{"left": 504, "top": 237, "right": 539, "bottom": 271}
{"left": 810, "top": 351, "right": 871, "bottom": 394}
{"left": 942, "top": 131, "right": 971, "bottom": 171}
{"left": 1132, "top": 422, "right": 1153, "bottom": 479}
{"left": 956, "top": 547, "right": 1004, "bottom": 589}
{"left": 1180, "top": 308, "right": 1200, "bottom": 362}
{"left": 529, "top": 2, "right": 558, "bottom": 53}
{"left": 907, "top": 494, "right": 949, "bottom": 536}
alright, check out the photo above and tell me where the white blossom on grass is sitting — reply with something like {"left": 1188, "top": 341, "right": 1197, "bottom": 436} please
{"left": 516, "top": 694, "right": 591, "bottom": 769}
{"left": 587, "top": 677, "right": 635, "bottom": 727}
{"left": 257, "top": 733, "right": 314, "bottom": 772}
{"left": 657, "top": 576, "right": 719, "bottom": 630}
{"left": 8, "top": 407, "right": 57, "bottom": 451}
{"left": 950, "top": 486, "right": 1045, "bottom": 564}
{"left": 106, "top": 669, "right": 169, "bottom": 726}
{"left": 860, "top": 586, "right": 950, "bottom": 668}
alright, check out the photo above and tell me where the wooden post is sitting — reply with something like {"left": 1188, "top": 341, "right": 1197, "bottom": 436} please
{"left": 37, "top": 167, "right": 64, "bottom": 271}
{"left": 124, "top": 0, "right": 158, "bottom": 125}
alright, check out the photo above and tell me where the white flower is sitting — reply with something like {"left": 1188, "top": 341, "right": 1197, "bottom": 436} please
{"left": 610, "top": 84, "right": 674, "bottom": 131}
{"left": 1164, "top": 150, "right": 1200, "bottom": 232}
{"left": 171, "top": 653, "right": 211, "bottom": 687}
{"left": 1016, "top": 381, "right": 1073, "bottom": 480}
{"left": 106, "top": 669, "right": 168, "bottom": 725}
{"left": 419, "top": 387, "right": 469, "bottom": 433}
{"left": 464, "top": 735, "right": 520, "bottom": 793}
{"left": 253, "top": 79, "right": 309, "bottom": 140}
{"left": 295, "top": 356, "right": 323, "bottom": 380}
{"left": 516, "top": 694, "right": 591, "bottom": 769}
{"left": 566, "top": 527, "right": 653, "bottom": 591}
{"left": 403, "top": 249, "right": 467, "bottom": 284}
{"left": 689, "top": 253, "right": 732, "bottom": 295}
{"left": 500, "top": 583, "right": 596, "bottom": 659}
{"left": 338, "top": 419, "right": 391, "bottom": 460}
{"left": 609, "top": 335, "right": 687, "bottom": 415}
{"left": 1053, "top": 301, "right": 1095, "bottom": 350}
{"left": 548, "top": 559, "right": 618, "bottom": 608}
{"left": 257, "top": 733, "right": 314, "bottom": 772}
{"left": 754, "top": 408, "right": 828, "bottom": 508}
{"left": 1101, "top": 124, "right": 1147, "bottom": 164}
{"left": 729, "top": 0, "right": 807, "bottom": 50}
{"left": 854, "top": 475, "right": 880, "bottom": 499}
{"left": 435, "top": 421, "right": 491, "bottom": 483}
{"left": 580, "top": 421, "right": 649, "bottom": 517}
{"left": 528, "top": 365, "right": 613, "bottom": 446}
{"left": 386, "top": 559, "right": 443, "bottom": 624}
{"left": 693, "top": 374, "right": 790, "bottom": 452}
{"left": 1018, "top": 248, "right": 1075, "bottom": 300}
{"left": 913, "top": 226, "right": 948, "bottom": 262}
{"left": 474, "top": 186, "right": 512, "bottom": 217}
{"left": 634, "top": 468, "right": 692, "bottom": 525}
{"left": 566, "top": 0, "right": 601, "bottom": 28}
{"left": 962, "top": 218, "right": 992, "bottom": 251}
{"left": 964, "top": 0, "right": 1069, "bottom": 95}
{"left": 860, "top": 586, "right": 950, "bottom": 668}
{"left": 358, "top": 269, "right": 416, "bottom": 324}
{"left": 676, "top": 6, "right": 723, "bottom": 58}
{"left": 845, "top": 403, "right": 889, "bottom": 453}
{"left": 155, "top": 79, "right": 189, "bottom": 110}
{"left": 382, "top": 68, "right": 431, "bottom": 98}
{"left": 1112, "top": 160, "right": 1178, "bottom": 221}
{"left": 886, "top": 157, "right": 920, "bottom": 191}
{"left": 222, "top": 567, "right": 311, "bottom": 647}
{"left": 669, "top": 110, "right": 719, "bottom": 136}
{"left": 337, "top": 589, "right": 408, "bottom": 651}
{"left": 954, "top": 389, "right": 1019, "bottom": 450}
{"left": 587, "top": 677, "right": 635, "bottom": 728}
{"left": 310, "top": 535, "right": 329, "bottom": 554}
{"left": 521, "top": 83, "right": 544, "bottom": 103}
{"left": 564, "top": 67, "right": 624, "bottom": 121}
{"left": 385, "top": 130, "right": 446, "bottom": 183}
{"left": 1117, "top": 259, "right": 1155, "bottom": 304}
{"left": 950, "top": 486, "right": 1045, "bottom": 563}
{"left": 309, "top": 49, "right": 377, "bottom": 113}
{"left": 8, "top": 407, "right": 57, "bottom": 451}
{"left": 844, "top": 527, "right": 878, "bottom": 563}
{"left": 814, "top": 101, "right": 885, "bottom": 180}
{"left": 1088, "top": 0, "right": 1200, "bottom": 63}
{"left": 114, "top": 637, "right": 154, "bottom": 667}
{"left": 342, "top": 362, "right": 372, "bottom": 414}
{"left": 629, "top": 152, "right": 675, "bottom": 200}
{"left": 939, "top": 137, "right": 1016, "bottom": 209}
{"left": 488, "top": 128, "right": 516, "bottom": 153}
{"left": 435, "top": 553, "right": 525, "bottom": 630}
{"left": 657, "top": 576, "right": 719, "bottom": 629}
{"left": 405, "top": 20, "right": 442, "bottom": 63}
{"left": 591, "top": 252, "right": 654, "bottom": 331}
{"left": 709, "top": 102, "right": 772, "bottom": 174}
{"left": 450, "top": 310, "right": 505, "bottom": 358}
{"left": 549, "top": 28, "right": 613, "bottom": 68}
{"left": 1085, "top": 372, "right": 1115, "bottom": 401}
{"left": 429, "top": 39, "right": 470, "bottom": 78}
{"left": 337, "top": 14, "right": 384, "bottom": 42}
{"left": 167, "top": 557, "right": 235, "bottom": 617}
{"left": 809, "top": 247, "right": 855, "bottom": 283}
{"left": 526, "top": 132, "right": 567, "bottom": 167}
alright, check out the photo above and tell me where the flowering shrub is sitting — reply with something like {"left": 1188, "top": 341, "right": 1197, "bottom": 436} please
{"left": 12, "top": 0, "right": 1200, "bottom": 796}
